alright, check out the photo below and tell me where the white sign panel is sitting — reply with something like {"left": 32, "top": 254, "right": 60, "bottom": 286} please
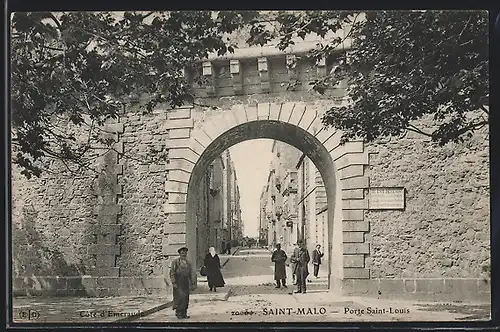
{"left": 368, "top": 187, "right": 405, "bottom": 210}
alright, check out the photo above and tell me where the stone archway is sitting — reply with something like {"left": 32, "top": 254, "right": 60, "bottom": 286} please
{"left": 163, "top": 102, "right": 371, "bottom": 293}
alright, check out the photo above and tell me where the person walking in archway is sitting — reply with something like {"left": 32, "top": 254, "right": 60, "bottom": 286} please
{"left": 294, "top": 240, "right": 310, "bottom": 294}
{"left": 271, "top": 243, "right": 288, "bottom": 288}
{"left": 204, "top": 247, "right": 225, "bottom": 292}
{"left": 169, "top": 246, "right": 196, "bottom": 319}
{"left": 312, "top": 244, "right": 324, "bottom": 278}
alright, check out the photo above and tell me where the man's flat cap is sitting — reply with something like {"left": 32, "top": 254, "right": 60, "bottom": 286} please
{"left": 178, "top": 246, "right": 188, "bottom": 253}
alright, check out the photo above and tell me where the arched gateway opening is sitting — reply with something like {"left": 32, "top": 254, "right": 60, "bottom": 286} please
{"left": 165, "top": 101, "right": 366, "bottom": 293}
{"left": 187, "top": 120, "right": 340, "bottom": 288}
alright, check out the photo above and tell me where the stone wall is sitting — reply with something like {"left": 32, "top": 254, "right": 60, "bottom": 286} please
{"left": 12, "top": 163, "right": 96, "bottom": 296}
{"left": 366, "top": 134, "right": 490, "bottom": 279}
{"left": 116, "top": 110, "right": 169, "bottom": 284}
{"left": 348, "top": 119, "right": 490, "bottom": 301}
{"left": 12, "top": 110, "right": 175, "bottom": 297}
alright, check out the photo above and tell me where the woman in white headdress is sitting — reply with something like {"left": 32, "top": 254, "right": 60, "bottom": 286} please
{"left": 203, "top": 246, "right": 225, "bottom": 292}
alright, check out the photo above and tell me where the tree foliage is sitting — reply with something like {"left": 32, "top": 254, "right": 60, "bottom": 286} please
{"left": 244, "top": 10, "right": 489, "bottom": 145}
{"left": 11, "top": 11, "right": 258, "bottom": 178}
{"left": 10, "top": 10, "right": 489, "bottom": 178}
{"left": 329, "top": 10, "right": 489, "bottom": 145}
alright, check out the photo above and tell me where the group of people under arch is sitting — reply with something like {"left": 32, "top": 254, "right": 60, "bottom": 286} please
{"left": 168, "top": 241, "right": 324, "bottom": 319}
{"left": 271, "top": 241, "right": 325, "bottom": 293}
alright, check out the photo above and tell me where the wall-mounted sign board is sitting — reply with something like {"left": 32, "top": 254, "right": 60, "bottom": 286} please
{"left": 368, "top": 187, "right": 405, "bottom": 210}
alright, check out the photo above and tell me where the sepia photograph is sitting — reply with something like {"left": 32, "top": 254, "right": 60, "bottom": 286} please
{"left": 8, "top": 9, "right": 491, "bottom": 325}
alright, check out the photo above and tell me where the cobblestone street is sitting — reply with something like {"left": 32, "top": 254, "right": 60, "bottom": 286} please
{"left": 135, "top": 248, "right": 491, "bottom": 323}
{"left": 11, "top": 248, "right": 491, "bottom": 324}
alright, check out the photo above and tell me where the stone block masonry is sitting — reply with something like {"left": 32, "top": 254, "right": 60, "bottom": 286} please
{"left": 11, "top": 170, "right": 98, "bottom": 297}
{"left": 115, "top": 109, "right": 172, "bottom": 295}
{"left": 87, "top": 120, "right": 125, "bottom": 295}
{"left": 360, "top": 118, "right": 490, "bottom": 301}
{"left": 160, "top": 107, "right": 195, "bottom": 264}
{"left": 342, "top": 278, "right": 490, "bottom": 302}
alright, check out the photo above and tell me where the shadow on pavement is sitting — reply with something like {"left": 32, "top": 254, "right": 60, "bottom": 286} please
{"left": 230, "top": 285, "right": 297, "bottom": 296}
{"left": 230, "top": 281, "right": 328, "bottom": 296}
{"left": 414, "top": 303, "right": 491, "bottom": 321}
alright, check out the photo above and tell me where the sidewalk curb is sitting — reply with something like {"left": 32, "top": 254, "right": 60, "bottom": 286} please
{"left": 115, "top": 287, "right": 234, "bottom": 323}
{"left": 221, "top": 246, "right": 240, "bottom": 268}
{"left": 114, "top": 300, "right": 174, "bottom": 323}
{"left": 291, "top": 293, "right": 364, "bottom": 310}
{"left": 224, "top": 287, "right": 233, "bottom": 301}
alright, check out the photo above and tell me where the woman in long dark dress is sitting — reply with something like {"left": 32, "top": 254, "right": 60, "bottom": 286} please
{"left": 204, "top": 247, "right": 225, "bottom": 292}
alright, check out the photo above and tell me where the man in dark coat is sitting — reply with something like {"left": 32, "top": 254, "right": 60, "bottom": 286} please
{"left": 312, "top": 244, "right": 325, "bottom": 278}
{"left": 169, "top": 246, "right": 196, "bottom": 319}
{"left": 294, "top": 241, "right": 310, "bottom": 294}
{"left": 204, "top": 246, "right": 225, "bottom": 292}
{"left": 271, "top": 243, "right": 287, "bottom": 288}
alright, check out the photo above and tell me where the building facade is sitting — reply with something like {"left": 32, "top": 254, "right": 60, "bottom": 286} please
{"left": 258, "top": 187, "right": 268, "bottom": 247}
{"left": 219, "top": 151, "right": 243, "bottom": 252}
{"left": 113, "top": 148, "right": 243, "bottom": 270}
{"left": 229, "top": 163, "right": 244, "bottom": 246}
{"left": 296, "top": 155, "right": 329, "bottom": 264}
{"left": 261, "top": 141, "right": 302, "bottom": 253}
{"left": 261, "top": 140, "right": 329, "bottom": 259}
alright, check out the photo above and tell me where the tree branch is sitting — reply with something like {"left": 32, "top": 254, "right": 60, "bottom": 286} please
{"left": 40, "top": 144, "right": 100, "bottom": 175}
{"left": 40, "top": 44, "right": 65, "bottom": 51}
{"left": 193, "top": 101, "right": 218, "bottom": 109}
{"left": 44, "top": 123, "right": 75, "bottom": 142}
{"left": 406, "top": 123, "right": 433, "bottom": 137}
{"left": 283, "top": 17, "right": 314, "bottom": 38}
{"left": 306, "top": 12, "right": 360, "bottom": 61}
{"left": 47, "top": 12, "right": 63, "bottom": 31}
{"left": 141, "top": 11, "right": 156, "bottom": 21}
{"left": 452, "top": 120, "right": 488, "bottom": 138}
{"left": 72, "top": 27, "right": 150, "bottom": 60}
{"left": 480, "top": 105, "right": 489, "bottom": 114}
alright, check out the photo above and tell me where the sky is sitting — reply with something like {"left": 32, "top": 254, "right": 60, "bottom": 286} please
{"left": 228, "top": 139, "right": 274, "bottom": 238}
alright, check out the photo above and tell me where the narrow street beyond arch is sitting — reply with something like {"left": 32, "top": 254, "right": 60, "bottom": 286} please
{"left": 183, "top": 115, "right": 342, "bottom": 292}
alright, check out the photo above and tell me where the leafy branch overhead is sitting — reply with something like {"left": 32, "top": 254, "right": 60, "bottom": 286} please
{"left": 316, "top": 11, "right": 488, "bottom": 146}
{"left": 11, "top": 10, "right": 488, "bottom": 178}
{"left": 11, "top": 11, "right": 258, "bottom": 178}
{"left": 244, "top": 11, "right": 488, "bottom": 146}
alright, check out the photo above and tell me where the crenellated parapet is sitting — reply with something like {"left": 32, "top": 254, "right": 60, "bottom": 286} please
{"left": 257, "top": 57, "right": 270, "bottom": 93}
{"left": 189, "top": 42, "right": 349, "bottom": 99}
{"left": 229, "top": 60, "right": 243, "bottom": 95}
{"left": 202, "top": 61, "right": 216, "bottom": 96}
